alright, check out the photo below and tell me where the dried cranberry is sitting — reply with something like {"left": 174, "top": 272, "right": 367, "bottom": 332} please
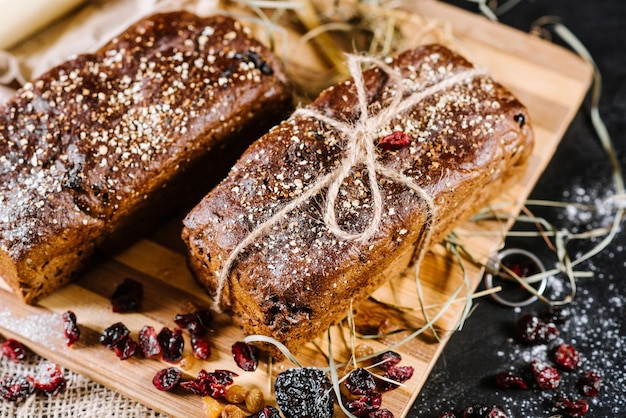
{"left": 374, "top": 351, "right": 402, "bottom": 371}
{"left": 99, "top": 322, "right": 130, "bottom": 348}
{"left": 152, "top": 367, "right": 182, "bottom": 391}
{"left": 112, "top": 336, "right": 137, "bottom": 360}
{"left": 345, "top": 368, "right": 376, "bottom": 395}
{"left": 111, "top": 278, "right": 143, "bottom": 313}
{"left": 191, "top": 334, "right": 211, "bottom": 360}
{"left": 173, "top": 309, "right": 212, "bottom": 336}
{"left": 578, "top": 371, "right": 601, "bottom": 397}
{"left": 33, "top": 362, "right": 66, "bottom": 396}
{"left": 62, "top": 310, "right": 80, "bottom": 347}
{"left": 180, "top": 369, "right": 237, "bottom": 398}
{"left": 346, "top": 392, "right": 382, "bottom": 416}
{"left": 553, "top": 344, "right": 581, "bottom": 370}
{"left": 0, "top": 375, "right": 34, "bottom": 403}
{"left": 274, "top": 367, "right": 334, "bottom": 418}
{"left": 138, "top": 325, "right": 161, "bottom": 358}
{"left": 157, "top": 327, "right": 184, "bottom": 363}
{"left": 552, "top": 393, "right": 589, "bottom": 417}
{"left": 231, "top": 341, "right": 259, "bottom": 372}
{"left": 379, "top": 365, "right": 414, "bottom": 392}
{"left": 515, "top": 314, "right": 559, "bottom": 345}
{"left": 249, "top": 406, "right": 282, "bottom": 418}
{"left": 369, "top": 409, "right": 394, "bottom": 418}
{"left": 485, "top": 405, "right": 508, "bottom": 418}
{"left": 379, "top": 131, "right": 411, "bottom": 150}
{"left": 463, "top": 403, "right": 489, "bottom": 418}
{"left": 531, "top": 359, "right": 560, "bottom": 390}
{"left": 1, "top": 338, "right": 27, "bottom": 362}
{"left": 495, "top": 372, "right": 528, "bottom": 389}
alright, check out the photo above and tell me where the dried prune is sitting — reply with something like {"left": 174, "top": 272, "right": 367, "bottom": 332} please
{"left": 111, "top": 278, "right": 143, "bottom": 313}
{"left": 345, "top": 368, "right": 376, "bottom": 396}
{"left": 153, "top": 367, "right": 182, "bottom": 391}
{"left": 157, "top": 327, "right": 184, "bottom": 363}
{"left": 99, "top": 322, "right": 130, "bottom": 349}
{"left": 274, "top": 367, "right": 334, "bottom": 418}
{"left": 62, "top": 310, "right": 80, "bottom": 346}
{"left": 174, "top": 309, "right": 213, "bottom": 336}
{"left": 0, "top": 375, "right": 34, "bottom": 403}
{"left": 231, "top": 341, "right": 258, "bottom": 371}
{"left": 1, "top": 338, "right": 27, "bottom": 362}
{"left": 139, "top": 325, "right": 162, "bottom": 358}
{"left": 33, "top": 362, "right": 66, "bottom": 396}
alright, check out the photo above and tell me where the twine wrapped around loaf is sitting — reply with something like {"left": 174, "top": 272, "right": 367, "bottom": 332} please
{"left": 212, "top": 54, "right": 489, "bottom": 312}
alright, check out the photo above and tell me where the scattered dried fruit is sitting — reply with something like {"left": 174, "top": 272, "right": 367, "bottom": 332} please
{"left": 379, "top": 365, "right": 415, "bottom": 391}
{"left": 531, "top": 359, "right": 561, "bottom": 390}
{"left": 552, "top": 393, "right": 589, "bottom": 417}
{"left": 222, "top": 404, "right": 247, "bottom": 418}
{"left": 112, "top": 335, "right": 137, "bottom": 360}
{"left": 138, "top": 325, "right": 161, "bottom": 358}
{"left": 249, "top": 405, "right": 281, "bottom": 418}
{"left": 225, "top": 384, "right": 249, "bottom": 404}
{"left": 62, "top": 310, "right": 80, "bottom": 347}
{"left": 379, "top": 131, "right": 411, "bottom": 150}
{"left": 1, "top": 338, "right": 27, "bottom": 362}
{"left": 99, "top": 322, "right": 130, "bottom": 349}
{"left": 111, "top": 278, "right": 143, "bottom": 313}
{"left": 157, "top": 327, "right": 184, "bottom": 363}
{"left": 174, "top": 309, "right": 213, "bottom": 336}
{"left": 495, "top": 372, "right": 528, "bottom": 390}
{"left": 33, "top": 362, "right": 66, "bottom": 396}
{"left": 231, "top": 341, "right": 259, "bottom": 372}
{"left": 181, "top": 369, "right": 237, "bottom": 398}
{"left": 0, "top": 375, "right": 34, "bottom": 403}
{"left": 462, "top": 403, "right": 489, "bottom": 418}
{"left": 201, "top": 395, "right": 223, "bottom": 418}
{"left": 345, "top": 368, "right": 376, "bottom": 396}
{"left": 345, "top": 392, "right": 382, "bottom": 416}
{"left": 152, "top": 367, "right": 182, "bottom": 391}
{"left": 578, "top": 371, "right": 601, "bottom": 397}
{"left": 191, "top": 334, "right": 211, "bottom": 360}
{"left": 554, "top": 344, "right": 581, "bottom": 370}
{"left": 274, "top": 367, "right": 334, "bottom": 418}
{"left": 374, "top": 351, "right": 402, "bottom": 371}
{"left": 245, "top": 387, "right": 265, "bottom": 414}
{"left": 515, "top": 314, "right": 559, "bottom": 345}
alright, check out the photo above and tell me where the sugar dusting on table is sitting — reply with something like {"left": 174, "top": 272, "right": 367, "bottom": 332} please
{"left": 0, "top": 309, "right": 63, "bottom": 351}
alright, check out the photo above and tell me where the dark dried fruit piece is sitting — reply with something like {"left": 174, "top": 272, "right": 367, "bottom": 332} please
{"left": 578, "top": 371, "right": 601, "bottom": 397}
{"left": 173, "top": 309, "right": 213, "bottom": 336}
{"left": 346, "top": 392, "right": 382, "bottom": 416}
{"left": 180, "top": 369, "right": 237, "bottom": 398}
{"left": 152, "top": 367, "right": 182, "bottom": 391}
{"left": 112, "top": 336, "right": 137, "bottom": 360}
{"left": 552, "top": 393, "right": 589, "bottom": 417}
{"left": 191, "top": 334, "right": 211, "bottom": 360}
{"left": 274, "top": 367, "right": 334, "bottom": 418}
{"left": 345, "top": 368, "right": 376, "bottom": 396}
{"left": 463, "top": 403, "right": 489, "bottom": 418}
{"left": 374, "top": 351, "right": 402, "bottom": 371}
{"left": 484, "top": 405, "right": 508, "bottom": 418}
{"left": 249, "top": 405, "right": 282, "bottom": 418}
{"left": 139, "top": 325, "right": 161, "bottom": 358}
{"left": 33, "top": 362, "right": 66, "bottom": 396}
{"left": 495, "top": 372, "right": 528, "bottom": 389}
{"left": 111, "top": 278, "right": 143, "bottom": 313}
{"left": 99, "top": 322, "right": 130, "bottom": 348}
{"left": 231, "top": 341, "right": 259, "bottom": 372}
{"left": 379, "top": 131, "right": 411, "bottom": 150}
{"left": 369, "top": 409, "right": 395, "bottom": 418}
{"left": 554, "top": 344, "right": 581, "bottom": 370}
{"left": 0, "top": 375, "right": 34, "bottom": 402}
{"left": 531, "top": 359, "right": 560, "bottom": 390}
{"left": 1, "top": 338, "right": 27, "bottom": 362}
{"left": 62, "top": 310, "right": 80, "bottom": 346}
{"left": 158, "top": 327, "right": 184, "bottom": 363}
{"left": 515, "top": 314, "right": 559, "bottom": 345}
{"left": 379, "top": 365, "right": 415, "bottom": 391}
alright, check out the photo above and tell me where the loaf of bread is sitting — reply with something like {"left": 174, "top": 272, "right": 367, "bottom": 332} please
{"left": 182, "top": 44, "right": 533, "bottom": 355}
{"left": 0, "top": 11, "right": 292, "bottom": 303}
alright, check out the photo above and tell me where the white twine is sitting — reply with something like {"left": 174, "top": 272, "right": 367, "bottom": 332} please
{"left": 211, "top": 54, "right": 489, "bottom": 312}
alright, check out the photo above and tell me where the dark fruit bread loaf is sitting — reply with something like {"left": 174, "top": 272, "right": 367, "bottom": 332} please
{"left": 0, "top": 11, "right": 292, "bottom": 303}
{"left": 182, "top": 44, "right": 534, "bottom": 356}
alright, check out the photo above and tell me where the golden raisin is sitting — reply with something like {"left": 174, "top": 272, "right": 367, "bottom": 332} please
{"left": 354, "top": 343, "right": 374, "bottom": 359}
{"left": 244, "top": 387, "right": 264, "bottom": 414}
{"left": 221, "top": 404, "right": 246, "bottom": 418}
{"left": 179, "top": 353, "right": 196, "bottom": 371}
{"left": 225, "top": 384, "right": 249, "bottom": 404}
{"left": 201, "top": 396, "right": 223, "bottom": 418}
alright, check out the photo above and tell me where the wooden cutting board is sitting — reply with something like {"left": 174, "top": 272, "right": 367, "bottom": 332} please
{"left": 0, "top": 1, "right": 592, "bottom": 417}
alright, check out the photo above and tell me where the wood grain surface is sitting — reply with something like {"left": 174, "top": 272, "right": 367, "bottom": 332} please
{"left": 0, "top": 1, "right": 592, "bottom": 416}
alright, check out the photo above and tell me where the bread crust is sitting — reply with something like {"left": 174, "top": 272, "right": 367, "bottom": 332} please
{"left": 0, "top": 12, "right": 292, "bottom": 303}
{"left": 182, "top": 45, "right": 533, "bottom": 356}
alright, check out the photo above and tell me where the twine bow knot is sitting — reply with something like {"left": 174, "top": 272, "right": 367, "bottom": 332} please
{"left": 212, "top": 54, "right": 488, "bottom": 311}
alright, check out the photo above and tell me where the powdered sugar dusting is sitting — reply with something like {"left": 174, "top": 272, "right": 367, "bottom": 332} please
{"left": 0, "top": 309, "right": 63, "bottom": 350}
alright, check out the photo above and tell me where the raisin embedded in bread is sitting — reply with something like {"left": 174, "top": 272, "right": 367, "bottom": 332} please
{"left": 182, "top": 45, "right": 534, "bottom": 356}
{"left": 0, "top": 12, "right": 292, "bottom": 303}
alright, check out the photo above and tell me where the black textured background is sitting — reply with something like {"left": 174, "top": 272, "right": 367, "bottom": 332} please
{"left": 410, "top": 0, "right": 626, "bottom": 417}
